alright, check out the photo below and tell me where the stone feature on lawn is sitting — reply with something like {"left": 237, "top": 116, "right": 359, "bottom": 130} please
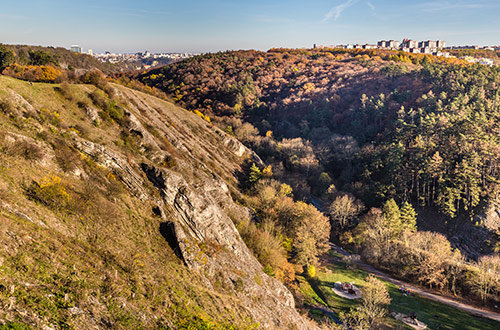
{"left": 393, "top": 312, "right": 427, "bottom": 329}
{"left": 332, "top": 281, "right": 362, "bottom": 299}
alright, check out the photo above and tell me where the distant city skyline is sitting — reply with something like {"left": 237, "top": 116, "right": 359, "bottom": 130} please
{"left": 1, "top": 0, "right": 499, "bottom": 53}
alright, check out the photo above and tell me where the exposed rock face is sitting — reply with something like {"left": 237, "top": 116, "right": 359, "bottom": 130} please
{"left": 141, "top": 163, "right": 311, "bottom": 329}
{"left": 215, "top": 127, "right": 265, "bottom": 166}
{"left": 7, "top": 89, "right": 37, "bottom": 115}
{"left": 74, "top": 139, "right": 148, "bottom": 201}
{"left": 479, "top": 202, "right": 500, "bottom": 231}
{"left": 146, "top": 163, "right": 310, "bottom": 328}
{"left": 70, "top": 85, "right": 317, "bottom": 329}
{"left": 84, "top": 105, "right": 100, "bottom": 123}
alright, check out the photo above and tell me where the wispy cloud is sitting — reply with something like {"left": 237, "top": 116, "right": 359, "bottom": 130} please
{"left": 324, "top": 0, "right": 359, "bottom": 21}
{"left": 366, "top": 1, "right": 376, "bottom": 11}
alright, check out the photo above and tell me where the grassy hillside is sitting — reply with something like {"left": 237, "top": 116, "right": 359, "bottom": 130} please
{"left": 0, "top": 75, "right": 284, "bottom": 329}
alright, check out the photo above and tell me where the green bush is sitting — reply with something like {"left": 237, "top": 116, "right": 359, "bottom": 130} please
{"left": 0, "top": 322, "right": 32, "bottom": 330}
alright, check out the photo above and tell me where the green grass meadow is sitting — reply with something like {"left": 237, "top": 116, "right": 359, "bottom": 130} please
{"left": 299, "top": 251, "right": 500, "bottom": 330}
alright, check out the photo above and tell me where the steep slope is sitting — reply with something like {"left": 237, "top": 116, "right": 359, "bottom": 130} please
{"left": 0, "top": 76, "right": 316, "bottom": 329}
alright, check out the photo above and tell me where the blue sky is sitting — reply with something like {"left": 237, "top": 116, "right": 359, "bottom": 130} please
{"left": 0, "top": 0, "right": 499, "bottom": 53}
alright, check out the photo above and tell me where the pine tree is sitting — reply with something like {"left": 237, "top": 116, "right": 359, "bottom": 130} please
{"left": 248, "top": 163, "right": 261, "bottom": 184}
{"left": 382, "top": 199, "right": 402, "bottom": 237}
{"left": 399, "top": 201, "right": 417, "bottom": 232}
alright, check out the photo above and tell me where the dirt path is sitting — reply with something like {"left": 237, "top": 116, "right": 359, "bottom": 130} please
{"left": 329, "top": 243, "right": 500, "bottom": 323}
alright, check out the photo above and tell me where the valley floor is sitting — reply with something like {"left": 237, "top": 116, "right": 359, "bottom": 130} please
{"left": 329, "top": 243, "right": 500, "bottom": 324}
{"left": 300, "top": 246, "right": 500, "bottom": 330}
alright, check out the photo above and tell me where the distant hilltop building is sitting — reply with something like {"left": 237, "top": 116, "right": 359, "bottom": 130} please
{"left": 378, "top": 40, "right": 401, "bottom": 49}
{"left": 329, "top": 38, "right": 450, "bottom": 58}
{"left": 88, "top": 49, "right": 93, "bottom": 56}
{"left": 379, "top": 38, "right": 446, "bottom": 53}
{"left": 70, "top": 45, "right": 82, "bottom": 53}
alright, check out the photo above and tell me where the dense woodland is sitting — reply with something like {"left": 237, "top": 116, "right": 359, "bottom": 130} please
{"left": 136, "top": 48, "right": 500, "bottom": 307}
{"left": 137, "top": 48, "right": 500, "bottom": 220}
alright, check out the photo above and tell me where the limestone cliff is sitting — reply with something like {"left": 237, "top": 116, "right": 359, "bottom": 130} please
{"left": 0, "top": 76, "right": 317, "bottom": 329}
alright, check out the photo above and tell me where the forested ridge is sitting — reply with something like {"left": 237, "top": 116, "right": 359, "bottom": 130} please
{"left": 132, "top": 48, "right": 500, "bottom": 311}
{"left": 0, "top": 44, "right": 131, "bottom": 74}
{"left": 136, "top": 48, "right": 500, "bottom": 221}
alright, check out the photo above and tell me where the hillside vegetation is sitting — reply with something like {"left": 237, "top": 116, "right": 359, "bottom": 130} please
{"left": 0, "top": 44, "right": 127, "bottom": 74}
{"left": 137, "top": 49, "right": 500, "bottom": 221}
{"left": 0, "top": 75, "right": 323, "bottom": 329}
{"left": 135, "top": 49, "right": 500, "bottom": 310}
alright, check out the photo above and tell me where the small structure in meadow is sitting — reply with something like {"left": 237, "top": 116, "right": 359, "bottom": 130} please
{"left": 393, "top": 312, "right": 427, "bottom": 329}
{"left": 332, "top": 281, "right": 362, "bottom": 299}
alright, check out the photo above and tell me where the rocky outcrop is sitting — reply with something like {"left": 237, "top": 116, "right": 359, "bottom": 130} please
{"left": 72, "top": 139, "right": 314, "bottom": 328}
{"left": 140, "top": 163, "right": 313, "bottom": 329}
{"left": 84, "top": 105, "right": 100, "bottom": 123}
{"left": 215, "top": 127, "right": 265, "bottom": 166}
{"left": 73, "top": 139, "right": 148, "bottom": 200}
{"left": 7, "top": 89, "right": 37, "bottom": 115}
{"left": 67, "top": 86, "right": 317, "bottom": 329}
{"left": 478, "top": 202, "right": 500, "bottom": 231}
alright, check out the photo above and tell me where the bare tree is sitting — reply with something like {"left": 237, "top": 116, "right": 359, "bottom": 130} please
{"left": 328, "top": 193, "right": 364, "bottom": 230}
{"left": 361, "top": 275, "right": 391, "bottom": 327}
{"left": 472, "top": 255, "right": 500, "bottom": 304}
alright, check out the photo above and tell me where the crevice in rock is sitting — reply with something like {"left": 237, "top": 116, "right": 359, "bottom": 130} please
{"left": 152, "top": 206, "right": 162, "bottom": 217}
{"left": 159, "top": 221, "right": 184, "bottom": 262}
{"left": 141, "top": 163, "right": 166, "bottom": 190}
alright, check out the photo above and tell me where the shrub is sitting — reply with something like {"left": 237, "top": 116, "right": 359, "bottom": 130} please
{"left": 0, "top": 99, "right": 16, "bottom": 115}
{"left": 107, "top": 101, "right": 124, "bottom": 121}
{"left": 12, "top": 139, "right": 44, "bottom": 161}
{"left": 306, "top": 265, "right": 316, "bottom": 278}
{"left": 27, "top": 176, "right": 70, "bottom": 210}
{"left": 164, "top": 155, "right": 177, "bottom": 168}
{"left": 193, "top": 109, "right": 211, "bottom": 122}
{"left": 39, "top": 108, "right": 61, "bottom": 126}
{"left": 361, "top": 275, "right": 391, "bottom": 326}
{"left": 52, "top": 138, "right": 80, "bottom": 172}
{"left": 80, "top": 70, "right": 105, "bottom": 85}
{"left": 3, "top": 64, "right": 62, "bottom": 82}
{"left": 55, "top": 81, "right": 73, "bottom": 101}
{"left": 89, "top": 89, "right": 108, "bottom": 110}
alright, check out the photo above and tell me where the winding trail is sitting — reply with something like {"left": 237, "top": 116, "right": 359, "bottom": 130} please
{"left": 329, "top": 243, "right": 500, "bottom": 323}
